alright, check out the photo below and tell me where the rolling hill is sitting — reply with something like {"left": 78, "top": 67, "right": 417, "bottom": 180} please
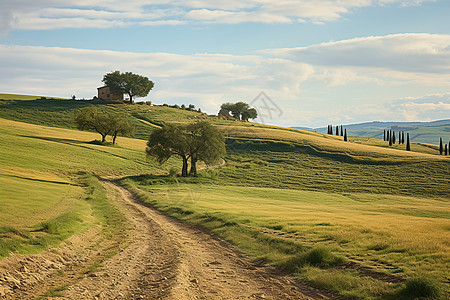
{"left": 1, "top": 94, "right": 449, "bottom": 299}
{"left": 296, "top": 120, "right": 450, "bottom": 145}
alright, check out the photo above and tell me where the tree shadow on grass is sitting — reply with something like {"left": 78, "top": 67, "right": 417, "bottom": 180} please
{"left": 20, "top": 135, "right": 130, "bottom": 160}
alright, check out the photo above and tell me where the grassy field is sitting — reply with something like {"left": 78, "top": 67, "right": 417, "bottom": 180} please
{"left": 1, "top": 95, "right": 449, "bottom": 298}
{"left": 122, "top": 181, "right": 449, "bottom": 299}
{"left": 123, "top": 134, "right": 449, "bottom": 299}
{"left": 0, "top": 96, "right": 445, "bottom": 156}
{"left": 0, "top": 117, "right": 175, "bottom": 258}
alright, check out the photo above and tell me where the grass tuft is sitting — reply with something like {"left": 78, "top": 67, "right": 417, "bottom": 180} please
{"left": 398, "top": 276, "right": 442, "bottom": 299}
{"left": 286, "top": 247, "right": 345, "bottom": 271}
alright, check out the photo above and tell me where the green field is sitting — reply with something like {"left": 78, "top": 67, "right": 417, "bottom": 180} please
{"left": 0, "top": 117, "right": 178, "bottom": 258}
{"left": 1, "top": 96, "right": 449, "bottom": 299}
{"left": 122, "top": 182, "right": 449, "bottom": 299}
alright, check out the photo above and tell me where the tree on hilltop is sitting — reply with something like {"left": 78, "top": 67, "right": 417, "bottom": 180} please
{"left": 103, "top": 71, "right": 154, "bottom": 104}
{"left": 220, "top": 102, "right": 258, "bottom": 121}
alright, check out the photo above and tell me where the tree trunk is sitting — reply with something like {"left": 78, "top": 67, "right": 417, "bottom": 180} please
{"left": 128, "top": 92, "right": 133, "bottom": 104}
{"left": 190, "top": 157, "right": 197, "bottom": 177}
{"left": 181, "top": 156, "right": 189, "bottom": 177}
{"left": 112, "top": 132, "right": 118, "bottom": 145}
{"left": 101, "top": 134, "right": 107, "bottom": 143}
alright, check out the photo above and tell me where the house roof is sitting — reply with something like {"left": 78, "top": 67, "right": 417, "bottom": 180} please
{"left": 97, "top": 86, "right": 109, "bottom": 90}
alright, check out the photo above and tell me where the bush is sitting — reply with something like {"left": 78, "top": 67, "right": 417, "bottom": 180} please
{"left": 286, "top": 247, "right": 345, "bottom": 271}
{"left": 169, "top": 167, "right": 178, "bottom": 177}
{"left": 399, "top": 277, "right": 441, "bottom": 299}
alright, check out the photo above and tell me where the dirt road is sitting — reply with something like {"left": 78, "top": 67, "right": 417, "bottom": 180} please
{"left": 1, "top": 181, "right": 331, "bottom": 299}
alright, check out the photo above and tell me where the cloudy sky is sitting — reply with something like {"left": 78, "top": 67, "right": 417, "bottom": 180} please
{"left": 1, "top": 0, "right": 449, "bottom": 127}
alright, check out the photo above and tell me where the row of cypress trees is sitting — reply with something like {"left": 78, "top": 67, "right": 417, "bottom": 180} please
{"left": 439, "top": 138, "right": 450, "bottom": 155}
{"left": 327, "top": 125, "right": 448, "bottom": 155}
{"left": 384, "top": 130, "right": 411, "bottom": 151}
{"left": 327, "top": 125, "right": 348, "bottom": 141}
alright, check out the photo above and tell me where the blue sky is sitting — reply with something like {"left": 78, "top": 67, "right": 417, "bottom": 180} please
{"left": 1, "top": 0, "right": 449, "bottom": 127}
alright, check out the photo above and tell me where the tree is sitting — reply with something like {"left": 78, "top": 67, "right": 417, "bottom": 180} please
{"left": 241, "top": 108, "right": 258, "bottom": 122}
{"left": 146, "top": 124, "right": 191, "bottom": 176}
{"left": 146, "top": 122, "right": 225, "bottom": 177}
{"left": 186, "top": 121, "right": 226, "bottom": 176}
{"left": 75, "top": 107, "right": 112, "bottom": 143}
{"left": 445, "top": 144, "right": 448, "bottom": 156}
{"left": 110, "top": 114, "right": 133, "bottom": 145}
{"left": 103, "top": 71, "right": 154, "bottom": 103}
{"left": 406, "top": 133, "right": 411, "bottom": 151}
{"left": 336, "top": 126, "right": 339, "bottom": 135}
{"left": 439, "top": 137, "right": 443, "bottom": 155}
{"left": 220, "top": 102, "right": 257, "bottom": 121}
{"left": 392, "top": 131, "right": 396, "bottom": 144}
{"left": 383, "top": 129, "right": 386, "bottom": 141}
{"left": 340, "top": 125, "right": 343, "bottom": 136}
{"left": 344, "top": 129, "right": 348, "bottom": 141}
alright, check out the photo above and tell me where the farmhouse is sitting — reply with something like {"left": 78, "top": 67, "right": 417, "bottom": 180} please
{"left": 97, "top": 86, "right": 123, "bottom": 101}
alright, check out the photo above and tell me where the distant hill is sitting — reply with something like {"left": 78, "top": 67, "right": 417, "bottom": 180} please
{"left": 0, "top": 93, "right": 68, "bottom": 100}
{"left": 293, "top": 120, "right": 450, "bottom": 145}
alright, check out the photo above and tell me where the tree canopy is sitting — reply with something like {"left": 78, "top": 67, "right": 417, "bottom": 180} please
{"left": 75, "top": 106, "right": 133, "bottom": 144}
{"left": 103, "top": 71, "right": 154, "bottom": 103}
{"left": 146, "top": 121, "right": 225, "bottom": 177}
{"left": 220, "top": 101, "right": 258, "bottom": 121}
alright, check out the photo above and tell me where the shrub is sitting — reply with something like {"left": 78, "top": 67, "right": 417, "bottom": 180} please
{"left": 285, "top": 247, "right": 345, "bottom": 271}
{"left": 399, "top": 277, "right": 441, "bottom": 299}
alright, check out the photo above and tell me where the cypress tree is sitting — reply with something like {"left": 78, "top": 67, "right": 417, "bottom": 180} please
{"left": 401, "top": 131, "right": 405, "bottom": 144}
{"left": 328, "top": 125, "right": 332, "bottom": 135}
{"left": 383, "top": 129, "right": 386, "bottom": 141}
{"left": 439, "top": 137, "right": 443, "bottom": 155}
{"left": 392, "top": 131, "right": 396, "bottom": 144}
{"left": 344, "top": 129, "right": 347, "bottom": 141}
{"left": 406, "top": 133, "right": 411, "bottom": 151}
{"left": 336, "top": 126, "right": 339, "bottom": 135}
{"left": 389, "top": 133, "right": 392, "bottom": 146}
{"left": 340, "top": 125, "right": 343, "bottom": 136}
{"left": 445, "top": 144, "right": 448, "bottom": 156}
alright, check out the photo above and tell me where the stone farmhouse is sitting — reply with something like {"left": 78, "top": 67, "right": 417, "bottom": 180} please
{"left": 97, "top": 86, "right": 123, "bottom": 101}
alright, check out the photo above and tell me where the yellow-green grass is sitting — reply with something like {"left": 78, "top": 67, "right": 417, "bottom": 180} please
{"left": 0, "top": 93, "right": 68, "bottom": 100}
{"left": 218, "top": 125, "right": 448, "bottom": 159}
{"left": 124, "top": 182, "right": 449, "bottom": 299}
{"left": 0, "top": 97, "right": 445, "bottom": 157}
{"left": 0, "top": 118, "right": 171, "bottom": 177}
{"left": 0, "top": 117, "right": 170, "bottom": 258}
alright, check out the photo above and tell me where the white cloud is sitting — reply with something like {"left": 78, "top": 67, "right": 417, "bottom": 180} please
{"left": 0, "top": 0, "right": 437, "bottom": 32}
{"left": 1, "top": 32, "right": 449, "bottom": 127}
{"left": 266, "top": 33, "right": 450, "bottom": 88}
{"left": 267, "top": 33, "right": 450, "bottom": 73}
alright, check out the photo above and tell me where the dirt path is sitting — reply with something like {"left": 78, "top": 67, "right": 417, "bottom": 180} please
{"left": 1, "top": 180, "right": 333, "bottom": 299}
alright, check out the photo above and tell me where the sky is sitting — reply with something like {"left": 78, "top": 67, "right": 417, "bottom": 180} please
{"left": 0, "top": 0, "right": 449, "bottom": 127}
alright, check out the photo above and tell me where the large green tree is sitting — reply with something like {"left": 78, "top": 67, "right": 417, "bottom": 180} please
{"left": 103, "top": 71, "right": 154, "bottom": 103}
{"left": 146, "top": 122, "right": 225, "bottom": 177}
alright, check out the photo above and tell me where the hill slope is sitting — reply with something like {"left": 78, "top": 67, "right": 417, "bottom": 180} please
{"left": 300, "top": 120, "right": 450, "bottom": 145}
